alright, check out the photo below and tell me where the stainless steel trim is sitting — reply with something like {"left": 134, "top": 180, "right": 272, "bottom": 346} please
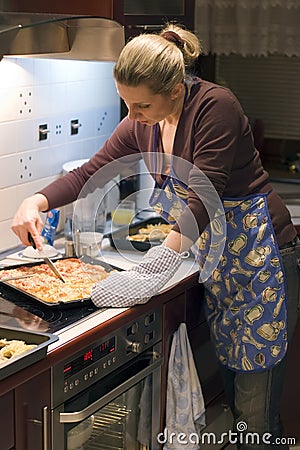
{"left": 127, "top": 24, "right": 163, "bottom": 30}
{"left": 0, "top": 14, "right": 125, "bottom": 61}
{"left": 59, "top": 352, "right": 162, "bottom": 424}
{"left": 39, "top": 128, "right": 50, "bottom": 134}
{"left": 70, "top": 123, "right": 81, "bottom": 129}
{"left": 43, "top": 406, "right": 48, "bottom": 450}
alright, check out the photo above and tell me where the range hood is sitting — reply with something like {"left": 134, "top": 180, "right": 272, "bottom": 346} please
{"left": 0, "top": 13, "right": 124, "bottom": 61}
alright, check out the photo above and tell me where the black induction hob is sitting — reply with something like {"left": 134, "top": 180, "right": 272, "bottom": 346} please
{"left": 0, "top": 285, "right": 99, "bottom": 334}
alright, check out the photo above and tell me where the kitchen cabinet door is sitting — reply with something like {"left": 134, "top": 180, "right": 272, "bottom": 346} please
{"left": 0, "top": 390, "right": 14, "bottom": 450}
{"left": 15, "top": 369, "right": 51, "bottom": 450}
{"left": 3, "top": 0, "right": 124, "bottom": 23}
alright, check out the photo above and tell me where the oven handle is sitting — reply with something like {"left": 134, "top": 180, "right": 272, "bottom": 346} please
{"left": 59, "top": 351, "right": 162, "bottom": 424}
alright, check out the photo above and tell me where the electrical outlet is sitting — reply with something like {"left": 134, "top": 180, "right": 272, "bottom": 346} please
{"left": 97, "top": 111, "right": 108, "bottom": 135}
{"left": 55, "top": 123, "right": 63, "bottom": 136}
{"left": 18, "top": 88, "right": 33, "bottom": 118}
{"left": 47, "top": 117, "right": 67, "bottom": 145}
{"left": 70, "top": 119, "right": 81, "bottom": 136}
{"left": 39, "top": 123, "right": 49, "bottom": 141}
{"left": 18, "top": 153, "right": 34, "bottom": 181}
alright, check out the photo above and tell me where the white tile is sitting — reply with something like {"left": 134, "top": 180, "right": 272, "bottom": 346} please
{"left": 0, "top": 219, "right": 19, "bottom": 252}
{"left": 16, "top": 151, "right": 36, "bottom": 184}
{"left": 34, "top": 84, "right": 57, "bottom": 117}
{"left": 0, "top": 85, "right": 35, "bottom": 123}
{"left": 0, "top": 57, "right": 33, "bottom": 88}
{"left": 15, "top": 176, "right": 60, "bottom": 202}
{"left": 95, "top": 105, "right": 120, "bottom": 137}
{"left": 50, "top": 59, "right": 73, "bottom": 83}
{"left": 0, "top": 57, "right": 120, "bottom": 254}
{"left": 66, "top": 81, "right": 86, "bottom": 112}
{"left": 16, "top": 86, "right": 35, "bottom": 119}
{"left": 48, "top": 115, "right": 68, "bottom": 147}
{"left": 0, "top": 86, "right": 20, "bottom": 122}
{"left": 95, "top": 77, "right": 119, "bottom": 106}
{"left": 68, "top": 139, "right": 95, "bottom": 161}
{"left": 70, "top": 110, "right": 95, "bottom": 140}
{"left": 14, "top": 58, "right": 35, "bottom": 86}
{"left": 76, "top": 79, "right": 98, "bottom": 110}
{"left": 94, "top": 61, "right": 115, "bottom": 80}
{"left": 91, "top": 135, "right": 109, "bottom": 155}
{"left": 33, "top": 58, "right": 52, "bottom": 85}
{"left": 0, "top": 154, "right": 20, "bottom": 188}
{"left": 38, "top": 145, "right": 68, "bottom": 177}
{"left": 16, "top": 119, "right": 36, "bottom": 152}
{"left": 0, "top": 122, "right": 17, "bottom": 156}
{"left": 33, "top": 118, "right": 52, "bottom": 149}
{"left": 0, "top": 186, "right": 17, "bottom": 221}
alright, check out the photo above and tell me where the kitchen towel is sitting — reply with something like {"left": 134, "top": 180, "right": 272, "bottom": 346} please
{"left": 163, "top": 323, "right": 206, "bottom": 450}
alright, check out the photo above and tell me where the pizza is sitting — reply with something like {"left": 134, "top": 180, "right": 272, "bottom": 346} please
{"left": 126, "top": 223, "right": 173, "bottom": 243}
{"left": 0, "top": 258, "right": 111, "bottom": 304}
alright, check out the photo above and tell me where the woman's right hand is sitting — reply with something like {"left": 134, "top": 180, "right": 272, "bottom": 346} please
{"left": 11, "top": 193, "right": 49, "bottom": 251}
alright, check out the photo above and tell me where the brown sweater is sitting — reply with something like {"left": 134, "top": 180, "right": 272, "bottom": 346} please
{"left": 40, "top": 78, "right": 296, "bottom": 247}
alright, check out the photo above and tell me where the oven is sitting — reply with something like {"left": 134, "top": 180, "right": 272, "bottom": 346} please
{"left": 51, "top": 306, "right": 162, "bottom": 450}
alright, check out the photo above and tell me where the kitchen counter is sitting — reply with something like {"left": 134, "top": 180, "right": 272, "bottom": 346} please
{"left": 0, "top": 236, "right": 204, "bottom": 450}
{"left": 49, "top": 239, "right": 198, "bottom": 351}
{"left": 0, "top": 236, "right": 198, "bottom": 353}
{"left": 0, "top": 237, "right": 199, "bottom": 390}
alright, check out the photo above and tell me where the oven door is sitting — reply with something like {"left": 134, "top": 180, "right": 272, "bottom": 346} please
{"left": 52, "top": 343, "right": 162, "bottom": 450}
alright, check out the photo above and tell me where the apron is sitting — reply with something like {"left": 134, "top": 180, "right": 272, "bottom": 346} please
{"left": 149, "top": 127, "right": 288, "bottom": 372}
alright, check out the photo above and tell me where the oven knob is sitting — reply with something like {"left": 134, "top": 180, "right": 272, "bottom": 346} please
{"left": 127, "top": 341, "right": 141, "bottom": 353}
{"left": 127, "top": 322, "right": 138, "bottom": 335}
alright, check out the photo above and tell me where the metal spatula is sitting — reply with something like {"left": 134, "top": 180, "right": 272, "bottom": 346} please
{"left": 28, "top": 233, "right": 66, "bottom": 283}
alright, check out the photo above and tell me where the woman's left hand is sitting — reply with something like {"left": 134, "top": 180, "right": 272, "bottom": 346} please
{"left": 91, "top": 245, "right": 187, "bottom": 307}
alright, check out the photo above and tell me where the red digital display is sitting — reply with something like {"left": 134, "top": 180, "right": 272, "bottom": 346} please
{"left": 63, "top": 336, "right": 116, "bottom": 380}
{"left": 83, "top": 349, "right": 93, "bottom": 362}
{"left": 64, "top": 364, "right": 72, "bottom": 374}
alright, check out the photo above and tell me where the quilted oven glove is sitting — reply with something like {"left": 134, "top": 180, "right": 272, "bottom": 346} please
{"left": 91, "top": 245, "right": 187, "bottom": 308}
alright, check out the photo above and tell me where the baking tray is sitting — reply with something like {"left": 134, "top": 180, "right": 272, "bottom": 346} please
{"left": 0, "top": 256, "right": 120, "bottom": 308}
{"left": 108, "top": 217, "right": 171, "bottom": 252}
{"left": 0, "top": 326, "right": 58, "bottom": 381}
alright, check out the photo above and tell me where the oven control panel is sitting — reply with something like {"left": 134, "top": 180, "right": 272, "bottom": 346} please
{"left": 52, "top": 306, "right": 162, "bottom": 406}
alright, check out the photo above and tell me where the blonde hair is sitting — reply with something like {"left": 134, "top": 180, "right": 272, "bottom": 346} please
{"left": 114, "top": 24, "right": 202, "bottom": 95}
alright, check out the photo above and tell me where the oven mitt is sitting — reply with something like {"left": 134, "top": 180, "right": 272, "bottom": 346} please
{"left": 91, "top": 245, "right": 188, "bottom": 308}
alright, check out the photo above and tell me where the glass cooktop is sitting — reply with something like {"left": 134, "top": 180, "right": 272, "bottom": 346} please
{"left": 0, "top": 285, "right": 99, "bottom": 334}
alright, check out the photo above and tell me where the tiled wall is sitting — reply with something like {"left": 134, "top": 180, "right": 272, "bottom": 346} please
{"left": 0, "top": 56, "right": 120, "bottom": 253}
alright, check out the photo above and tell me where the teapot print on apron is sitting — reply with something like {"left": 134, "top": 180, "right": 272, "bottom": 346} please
{"left": 148, "top": 130, "right": 288, "bottom": 372}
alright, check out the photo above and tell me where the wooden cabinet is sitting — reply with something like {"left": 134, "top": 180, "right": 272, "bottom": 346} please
{"left": 3, "top": 0, "right": 124, "bottom": 23}
{"left": 160, "top": 283, "right": 224, "bottom": 431}
{"left": 3, "top": 0, "right": 196, "bottom": 36}
{"left": 14, "top": 369, "right": 51, "bottom": 450}
{"left": 280, "top": 224, "right": 300, "bottom": 441}
{"left": 123, "top": 0, "right": 195, "bottom": 39}
{"left": 0, "top": 390, "right": 14, "bottom": 450}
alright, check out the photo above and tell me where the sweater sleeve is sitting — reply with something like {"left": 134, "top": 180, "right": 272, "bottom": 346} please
{"left": 39, "top": 118, "right": 141, "bottom": 210}
{"left": 173, "top": 86, "right": 250, "bottom": 242}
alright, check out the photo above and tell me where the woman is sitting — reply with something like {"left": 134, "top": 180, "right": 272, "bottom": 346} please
{"left": 12, "top": 24, "right": 300, "bottom": 448}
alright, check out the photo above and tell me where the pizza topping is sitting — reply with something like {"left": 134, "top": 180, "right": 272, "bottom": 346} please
{"left": 0, "top": 258, "right": 111, "bottom": 304}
